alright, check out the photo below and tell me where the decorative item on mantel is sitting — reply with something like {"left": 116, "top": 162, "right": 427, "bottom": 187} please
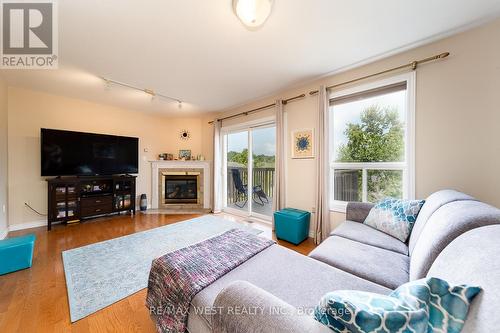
{"left": 179, "top": 149, "right": 191, "bottom": 161}
{"left": 158, "top": 153, "right": 174, "bottom": 161}
{"left": 292, "top": 128, "right": 314, "bottom": 159}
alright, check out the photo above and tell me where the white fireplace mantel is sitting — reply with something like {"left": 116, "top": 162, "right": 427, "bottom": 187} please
{"left": 150, "top": 160, "right": 211, "bottom": 209}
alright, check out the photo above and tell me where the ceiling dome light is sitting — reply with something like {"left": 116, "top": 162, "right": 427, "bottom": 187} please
{"left": 233, "top": 0, "right": 274, "bottom": 30}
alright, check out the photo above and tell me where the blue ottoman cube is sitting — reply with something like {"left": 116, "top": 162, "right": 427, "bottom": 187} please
{"left": 0, "top": 234, "right": 36, "bottom": 275}
{"left": 274, "top": 208, "right": 311, "bottom": 245}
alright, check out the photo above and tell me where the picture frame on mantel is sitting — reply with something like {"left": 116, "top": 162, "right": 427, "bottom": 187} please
{"left": 179, "top": 149, "right": 191, "bottom": 160}
{"left": 291, "top": 128, "right": 314, "bottom": 159}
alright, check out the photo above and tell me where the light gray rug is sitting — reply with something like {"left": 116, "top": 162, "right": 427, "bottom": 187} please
{"left": 62, "top": 215, "right": 261, "bottom": 322}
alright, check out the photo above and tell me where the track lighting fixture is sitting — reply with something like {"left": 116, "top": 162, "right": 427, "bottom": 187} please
{"left": 101, "top": 77, "right": 184, "bottom": 106}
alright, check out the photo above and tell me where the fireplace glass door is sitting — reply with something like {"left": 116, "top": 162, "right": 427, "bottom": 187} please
{"left": 165, "top": 175, "right": 198, "bottom": 204}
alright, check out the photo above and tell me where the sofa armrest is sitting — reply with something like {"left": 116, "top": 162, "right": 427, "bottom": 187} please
{"left": 212, "top": 281, "right": 330, "bottom": 333}
{"left": 346, "top": 202, "right": 374, "bottom": 223}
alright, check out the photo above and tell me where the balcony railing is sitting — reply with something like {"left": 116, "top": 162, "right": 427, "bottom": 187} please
{"left": 226, "top": 167, "right": 275, "bottom": 205}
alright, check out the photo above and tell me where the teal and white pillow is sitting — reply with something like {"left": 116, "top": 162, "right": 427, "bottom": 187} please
{"left": 364, "top": 197, "right": 425, "bottom": 242}
{"left": 314, "top": 277, "right": 481, "bottom": 333}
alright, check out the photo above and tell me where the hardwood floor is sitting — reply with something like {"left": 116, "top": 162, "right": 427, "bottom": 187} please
{"left": 0, "top": 213, "right": 316, "bottom": 332}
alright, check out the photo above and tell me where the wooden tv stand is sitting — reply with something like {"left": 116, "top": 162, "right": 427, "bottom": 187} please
{"left": 46, "top": 175, "right": 136, "bottom": 231}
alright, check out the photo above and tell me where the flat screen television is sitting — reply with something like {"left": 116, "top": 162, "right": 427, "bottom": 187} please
{"left": 41, "top": 128, "right": 139, "bottom": 176}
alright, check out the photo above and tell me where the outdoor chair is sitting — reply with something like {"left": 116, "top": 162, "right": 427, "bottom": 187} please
{"left": 231, "top": 169, "right": 269, "bottom": 208}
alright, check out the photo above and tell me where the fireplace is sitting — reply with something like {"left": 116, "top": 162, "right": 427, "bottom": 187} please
{"left": 152, "top": 161, "right": 210, "bottom": 212}
{"left": 160, "top": 170, "right": 202, "bottom": 207}
{"left": 164, "top": 175, "right": 198, "bottom": 204}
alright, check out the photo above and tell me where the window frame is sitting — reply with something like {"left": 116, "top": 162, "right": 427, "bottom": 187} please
{"left": 329, "top": 72, "right": 416, "bottom": 213}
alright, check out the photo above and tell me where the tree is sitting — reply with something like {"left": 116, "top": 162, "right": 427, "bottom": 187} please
{"left": 337, "top": 105, "right": 404, "bottom": 162}
{"left": 337, "top": 105, "right": 404, "bottom": 202}
{"left": 227, "top": 149, "right": 275, "bottom": 168}
{"left": 227, "top": 149, "right": 249, "bottom": 166}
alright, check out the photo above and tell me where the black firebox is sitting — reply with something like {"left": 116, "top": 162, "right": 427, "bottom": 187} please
{"left": 164, "top": 175, "right": 198, "bottom": 204}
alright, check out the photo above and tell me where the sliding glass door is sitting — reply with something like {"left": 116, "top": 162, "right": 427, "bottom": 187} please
{"left": 225, "top": 130, "right": 249, "bottom": 215}
{"left": 223, "top": 123, "right": 275, "bottom": 221}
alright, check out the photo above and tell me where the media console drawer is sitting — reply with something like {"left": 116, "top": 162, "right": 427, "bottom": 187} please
{"left": 81, "top": 196, "right": 113, "bottom": 207}
{"left": 81, "top": 196, "right": 113, "bottom": 217}
{"left": 81, "top": 203, "right": 113, "bottom": 217}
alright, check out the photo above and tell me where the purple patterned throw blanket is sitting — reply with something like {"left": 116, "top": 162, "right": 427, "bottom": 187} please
{"left": 146, "top": 228, "right": 275, "bottom": 333}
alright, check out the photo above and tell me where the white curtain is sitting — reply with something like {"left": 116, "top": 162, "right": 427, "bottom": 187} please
{"left": 213, "top": 120, "right": 223, "bottom": 213}
{"left": 314, "top": 86, "right": 330, "bottom": 244}
{"left": 273, "top": 99, "right": 286, "bottom": 229}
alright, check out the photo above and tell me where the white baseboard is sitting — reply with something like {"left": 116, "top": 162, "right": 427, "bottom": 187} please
{"left": 8, "top": 220, "right": 47, "bottom": 232}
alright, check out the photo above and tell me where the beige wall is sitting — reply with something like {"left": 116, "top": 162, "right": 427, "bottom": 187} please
{"left": 4, "top": 18, "right": 500, "bottom": 230}
{"left": 0, "top": 78, "right": 7, "bottom": 237}
{"left": 215, "top": 18, "right": 500, "bottom": 230}
{"left": 7, "top": 87, "right": 208, "bottom": 227}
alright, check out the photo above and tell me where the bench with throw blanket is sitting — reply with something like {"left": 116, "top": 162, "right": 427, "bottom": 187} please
{"left": 146, "top": 228, "right": 275, "bottom": 333}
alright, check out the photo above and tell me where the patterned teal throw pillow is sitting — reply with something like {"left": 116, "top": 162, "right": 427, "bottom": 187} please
{"left": 364, "top": 197, "right": 425, "bottom": 242}
{"left": 314, "top": 277, "right": 481, "bottom": 333}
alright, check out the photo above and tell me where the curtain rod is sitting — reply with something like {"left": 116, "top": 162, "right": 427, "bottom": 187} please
{"left": 309, "top": 52, "right": 450, "bottom": 95}
{"left": 208, "top": 93, "right": 305, "bottom": 124}
{"left": 208, "top": 51, "right": 449, "bottom": 124}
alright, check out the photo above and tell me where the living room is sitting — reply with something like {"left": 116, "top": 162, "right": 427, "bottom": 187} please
{"left": 1, "top": 1, "right": 500, "bottom": 333}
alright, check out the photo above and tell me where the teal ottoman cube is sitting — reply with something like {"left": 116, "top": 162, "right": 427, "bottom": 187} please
{"left": 274, "top": 208, "right": 311, "bottom": 245}
{"left": 0, "top": 234, "right": 36, "bottom": 275}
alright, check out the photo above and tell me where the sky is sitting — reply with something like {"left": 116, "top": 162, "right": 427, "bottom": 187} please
{"left": 227, "top": 126, "right": 276, "bottom": 156}
{"left": 331, "top": 90, "right": 406, "bottom": 160}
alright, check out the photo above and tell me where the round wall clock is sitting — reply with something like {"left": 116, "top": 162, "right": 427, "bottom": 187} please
{"left": 179, "top": 129, "right": 191, "bottom": 141}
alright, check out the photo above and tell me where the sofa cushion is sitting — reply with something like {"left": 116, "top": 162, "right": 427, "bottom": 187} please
{"left": 408, "top": 189, "right": 475, "bottom": 254}
{"left": 314, "top": 290, "right": 427, "bottom": 333}
{"left": 363, "top": 198, "right": 425, "bottom": 242}
{"left": 409, "top": 200, "right": 500, "bottom": 281}
{"left": 314, "top": 277, "right": 480, "bottom": 333}
{"left": 308, "top": 236, "right": 409, "bottom": 289}
{"left": 346, "top": 202, "right": 374, "bottom": 223}
{"left": 331, "top": 220, "right": 408, "bottom": 255}
{"left": 212, "top": 281, "right": 332, "bottom": 333}
{"left": 189, "top": 244, "right": 391, "bottom": 330}
{"left": 427, "top": 225, "right": 500, "bottom": 333}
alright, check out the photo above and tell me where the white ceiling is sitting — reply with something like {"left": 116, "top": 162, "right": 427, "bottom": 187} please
{"left": 1, "top": 0, "right": 500, "bottom": 116}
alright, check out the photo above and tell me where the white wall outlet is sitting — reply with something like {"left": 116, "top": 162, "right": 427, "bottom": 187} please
{"left": 311, "top": 207, "right": 316, "bottom": 213}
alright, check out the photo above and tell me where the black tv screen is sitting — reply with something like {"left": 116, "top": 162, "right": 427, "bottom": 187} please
{"left": 41, "top": 129, "right": 139, "bottom": 176}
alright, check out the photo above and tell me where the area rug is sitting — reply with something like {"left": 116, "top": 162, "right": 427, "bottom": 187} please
{"left": 62, "top": 215, "right": 261, "bottom": 322}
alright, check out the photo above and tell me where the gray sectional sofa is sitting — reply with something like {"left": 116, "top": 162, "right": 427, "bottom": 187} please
{"left": 186, "top": 190, "right": 500, "bottom": 333}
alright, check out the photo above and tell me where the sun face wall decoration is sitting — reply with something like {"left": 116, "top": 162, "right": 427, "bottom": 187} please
{"left": 179, "top": 129, "right": 191, "bottom": 141}
{"left": 292, "top": 129, "right": 314, "bottom": 159}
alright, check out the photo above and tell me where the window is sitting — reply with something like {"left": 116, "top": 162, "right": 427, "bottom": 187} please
{"left": 329, "top": 73, "right": 415, "bottom": 211}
